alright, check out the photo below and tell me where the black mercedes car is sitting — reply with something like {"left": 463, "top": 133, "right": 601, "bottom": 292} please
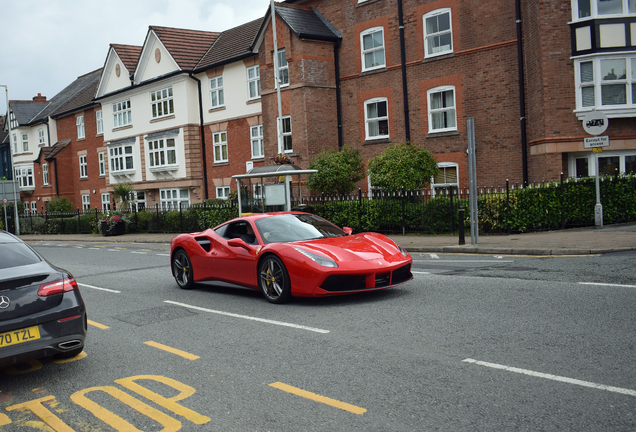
{"left": 0, "top": 230, "right": 87, "bottom": 367}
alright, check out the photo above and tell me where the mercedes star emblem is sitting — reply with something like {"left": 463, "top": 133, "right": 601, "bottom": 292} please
{"left": 0, "top": 296, "right": 10, "bottom": 309}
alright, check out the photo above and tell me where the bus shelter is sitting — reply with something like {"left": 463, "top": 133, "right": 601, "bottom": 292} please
{"left": 232, "top": 164, "right": 318, "bottom": 216}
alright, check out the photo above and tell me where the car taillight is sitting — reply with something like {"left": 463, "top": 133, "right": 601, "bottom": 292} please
{"left": 38, "top": 277, "right": 78, "bottom": 297}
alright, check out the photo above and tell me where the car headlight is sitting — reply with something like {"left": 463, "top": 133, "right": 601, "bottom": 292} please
{"left": 396, "top": 243, "right": 408, "bottom": 257}
{"left": 293, "top": 247, "right": 338, "bottom": 268}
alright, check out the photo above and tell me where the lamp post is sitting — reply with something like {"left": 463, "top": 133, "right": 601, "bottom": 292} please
{"left": 1, "top": 84, "right": 21, "bottom": 235}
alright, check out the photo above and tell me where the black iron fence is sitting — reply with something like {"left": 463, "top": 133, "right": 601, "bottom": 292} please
{"left": 3, "top": 174, "right": 635, "bottom": 236}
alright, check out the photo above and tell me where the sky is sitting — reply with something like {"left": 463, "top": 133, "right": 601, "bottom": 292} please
{"left": 0, "top": 0, "right": 279, "bottom": 115}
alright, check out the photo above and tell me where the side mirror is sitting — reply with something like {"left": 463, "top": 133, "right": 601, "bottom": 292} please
{"left": 343, "top": 227, "right": 353, "bottom": 235}
{"left": 228, "top": 238, "right": 252, "bottom": 251}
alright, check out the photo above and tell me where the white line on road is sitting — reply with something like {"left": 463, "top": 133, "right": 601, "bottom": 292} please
{"left": 429, "top": 254, "right": 439, "bottom": 259}
{"left": 412, "top": 260, "right": 514, "bottom": 263}
{"left": 578, "top": 282, "right": 636, "bottom": 289}
{"left": 77, "top": 283, "right": 121, "bottom": 293}
{"left": 107, "top": 249, "right": 120, "bottom": 252}
{"left": 157, "top": 253, "right": 170, "bottom": 256}
{"left": 412, "top": 271, "right": 430, "bottom": 275}
{"left": 462, "top": 358, "right": 636, "bottom": 397}
{"left": 130, "top": 251, "right": 147, "bottom": 254}
{"left": 164, "top": 300, "right": 330, "bottom": 334}
{"left": 89, "top": 247, "right": 100, "bottom": 250}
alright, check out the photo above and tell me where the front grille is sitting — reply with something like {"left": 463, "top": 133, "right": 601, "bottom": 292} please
{"left": 321, "top": 275, "right": 367, "bottom": 292}
{"left": 391, "top": 264, "right": 412, "bottom": 285}
{"left": 375, "top": 272, "right": 390, "bottom": 288}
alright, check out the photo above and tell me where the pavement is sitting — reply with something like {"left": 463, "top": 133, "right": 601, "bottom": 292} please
{"left": 16, "top": 222, "right": 636, "bottom": 256}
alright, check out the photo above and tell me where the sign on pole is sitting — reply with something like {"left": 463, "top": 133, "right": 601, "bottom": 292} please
{"left": 581, "top": 111, "right": 609, "bottom": 228}
{"left": 584, "top": 136, "right": 609, "bottom": 149}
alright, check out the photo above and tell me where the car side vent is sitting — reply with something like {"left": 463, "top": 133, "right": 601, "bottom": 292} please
{"left": 195, "top": 237, "right": 211, "bottom": 252}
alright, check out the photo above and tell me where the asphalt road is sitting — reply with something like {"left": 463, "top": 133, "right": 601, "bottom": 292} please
{"left": 1, "top": 242, "right": 635, "bottom": 431}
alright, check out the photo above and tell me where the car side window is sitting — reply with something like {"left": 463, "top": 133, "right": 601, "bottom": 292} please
{"left": 223, "top": 221, "right": 257, "bottom": 245}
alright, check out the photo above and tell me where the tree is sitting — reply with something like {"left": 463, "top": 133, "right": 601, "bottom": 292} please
{"left": 46, "top": 197, "right": 73, "bottom": 212}
{"left": 307, "top": 146, "right": 365, "bottom": 195}
{"left": 368, "top": 143, "right": 439, "bottom": 191}
{"left": 111, "top": 183, "right": 135, "bottom": 211}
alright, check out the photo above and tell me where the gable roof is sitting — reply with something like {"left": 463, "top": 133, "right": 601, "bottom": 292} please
{"left": 251, "top": 4, "right": 341, "bottom": 51}
{"left": 9, "top": 101, "right": 50, "bottom": 126}
{"left": 111, "top": 44, "right": 143, "bottom": 72}
{"left": 150, "top": 26, "right": 221, "bottom": 70}
{"left": 195, "top": 18, "right": 263, "bottom": 71}
{"left": 42, "top": 140, "right": 71, "bottom": 162}
{"left": 51, "top": 69, "right": 102, "bottom": 118}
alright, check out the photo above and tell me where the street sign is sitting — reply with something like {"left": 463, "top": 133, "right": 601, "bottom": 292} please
{"left": 582, "top": 111, "right": 609, "bottom": 135}
{"left": 2, "top": 198, "right": 7, "bottom": 204}
{"left": 584, "top": 135, "right": 609, "bottom": 149}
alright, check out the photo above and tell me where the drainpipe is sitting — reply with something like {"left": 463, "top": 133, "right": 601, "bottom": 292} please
{"left": 397, "top": 0, "right": 411, "bottom": 142}
{"left": 189, "top": 73, "right": 209, "bottom": 200}
{"left": 334, "top": 40, "right": 343, "bottom": 149}
{"left": 515, "top": 0, "right": 528, "bottom": 185}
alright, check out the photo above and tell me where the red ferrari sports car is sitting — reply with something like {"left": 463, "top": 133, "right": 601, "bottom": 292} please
{"left": 170, "top": 212, "right": 413, "bottom": 303}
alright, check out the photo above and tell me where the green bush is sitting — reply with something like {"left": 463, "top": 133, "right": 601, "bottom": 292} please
{"left": 46, "top": 197, "right": 73, "bottom": 212}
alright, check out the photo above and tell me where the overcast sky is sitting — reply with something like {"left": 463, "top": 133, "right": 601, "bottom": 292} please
{"left": 0, "top": 0, "right": 279, "bottom": 115}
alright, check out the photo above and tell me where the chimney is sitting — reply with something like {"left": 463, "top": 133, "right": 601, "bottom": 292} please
{"left": 32, "top": 93, "right": 47, "bottom": 102}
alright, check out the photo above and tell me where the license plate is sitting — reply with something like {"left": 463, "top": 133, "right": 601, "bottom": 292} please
{"left": 0, "top": 326, "right": 41, "bottom": 348}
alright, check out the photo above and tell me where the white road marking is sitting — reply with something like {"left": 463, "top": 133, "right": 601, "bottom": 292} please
{"left": 578, "top": 282, "right": 636, "bottom": 289}
{"left": 164, "top": 300, "right": 330, "bottom": 334}
{"left": 89, "top": 247, "right": 100, "bottom": 250}
{"left": 107, "top": 249, "right": 120, "bottom": 252}
{"left": 77, "top": 283, "right": 121, "bottom": 293}
{"left": 130, "top": 251, "right": 147, "bottom": 254}
{"left": 157, "top": 253, "right": 170, "bottom": 256}
{"left": 412, "top": 260, "right": 514, "bottom": 263}
{"left": 412, "top": 271, "right": 430, "bottom": 275}
{"left": 75, "top": 246, "right": 84, "bottom": 249}
{"left": 429, "top": 254, "right": 439, "bottom": 259}
{"left": 463, "top": 358, "right": 636, "bottom": 397}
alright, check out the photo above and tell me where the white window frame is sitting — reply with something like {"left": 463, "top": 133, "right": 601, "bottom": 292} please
{"left": 575, "top": 56, "right": 636, "bottom": 113}
{"left": 12, "top": 134, "right": 17, "bottom": 154}
{"left": 77, "top": 115, "right": 85, "bottom": 139}
{"left": 428, "top": 85, "right": 457, "bottom": 133}
{"left": 276, "top": 50, "right": 289, "bottom": 88}
{"left": 21, "top": 133, "right": 28, "bottom": 152}
{"left": 160, "top": 188, "right": 190, "bottom": 210}
{"left": 424, "top": 9, "right": 453, "bottom": 58}
{"left": 109, "top": 144, "right": 135, "bottom": 174}
{"left": 98, "top": 152, "right": 105, "bottom": 176}
{"left": 151, "top": 87, "right": 174, "bottom": 119}
{"left": 216, "top": 186, "right": 230, "bottom": 200}
{"left": 43, "top": 163, "right": 49, "bottom": 185}
{"left": 82, "top": 194, "right": 90, "bottom": 210}
{"left": 113, "top": 100, "right": 132, "bottom": 128}
{"left": 96, "top": 110, "right": 103, "bottom": 134}
{"left": 213, "top": 131, "right": 228, "bottom": 163}
{"left": 15, "top": 164, "right": 34, "bottom": 190}
{"left": 210, "top": 77, "right": 225, "bottom": 108}
{"left": 247, "top": 66, "right": 261, "bottom": 100}
{"left": 364, "top": 98, "right": 389, "bottom": 140}
{"left": 360, "top": 27, "right": 386, "bottom": 72}
{"left": 132, "top": 191, "right": 146, "bottom": 211}
{"left": 148, "top": 138, "right": 177, "bottom": 170}
{"left": 250, "top": 125, "right": 264, "bottom": 159}
{"left": 278, "top": 116, "right": 293, "bottom": 153}
{"left": 38, "top": 128, "right": 45, "bottom": 145}
{"left": 79, "top": 155, "right": 88, "bottom": 178}
{"left": 31, "top": 201, "right": 37, "bottom": 215}
{"left": 431, "top": 162, "right": 459, "bottom": 197}
{"left": 572, "top": 0, "right": 636, "bottom": 20}
{"left": 568, "top": 150, "right": 636, "bottom": 177}
{"left": 101, "top": 193, "right": 111, "bottom": 213}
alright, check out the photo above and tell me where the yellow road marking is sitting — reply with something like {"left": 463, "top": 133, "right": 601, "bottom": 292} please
{"left": 88, "top": 320, "right": 109, "bottom": 329}
{"left": 144, "top": 341, "right": 199, "bottom": 360}
{"left": 269, "top": 382, "right": 366, "bottom": 415}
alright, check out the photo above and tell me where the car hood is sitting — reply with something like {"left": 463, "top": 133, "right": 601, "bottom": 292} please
{"left": 295, "top": 233, "right": 405, "bottom": 262}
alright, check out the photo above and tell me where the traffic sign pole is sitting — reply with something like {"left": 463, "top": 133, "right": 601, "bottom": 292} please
{"left": 582, "top": 111, "right": 608, "bottom": 229}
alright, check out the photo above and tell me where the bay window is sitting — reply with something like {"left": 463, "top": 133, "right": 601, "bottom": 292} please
{"left": 160, "top": 188, "right": 190, "bottom": 210}
{"left": 109, "top": 143, "right": 135, "bottom": 173}
{"left": 149, "top": 138, "right": 177, "bottom": 168}
{"left": 576, "top": 56, "right": 636, "bottom": 111}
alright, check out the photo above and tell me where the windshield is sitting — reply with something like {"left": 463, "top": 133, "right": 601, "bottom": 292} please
{"left": 255, "top": 214, "right": 345, "bottom": 244}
